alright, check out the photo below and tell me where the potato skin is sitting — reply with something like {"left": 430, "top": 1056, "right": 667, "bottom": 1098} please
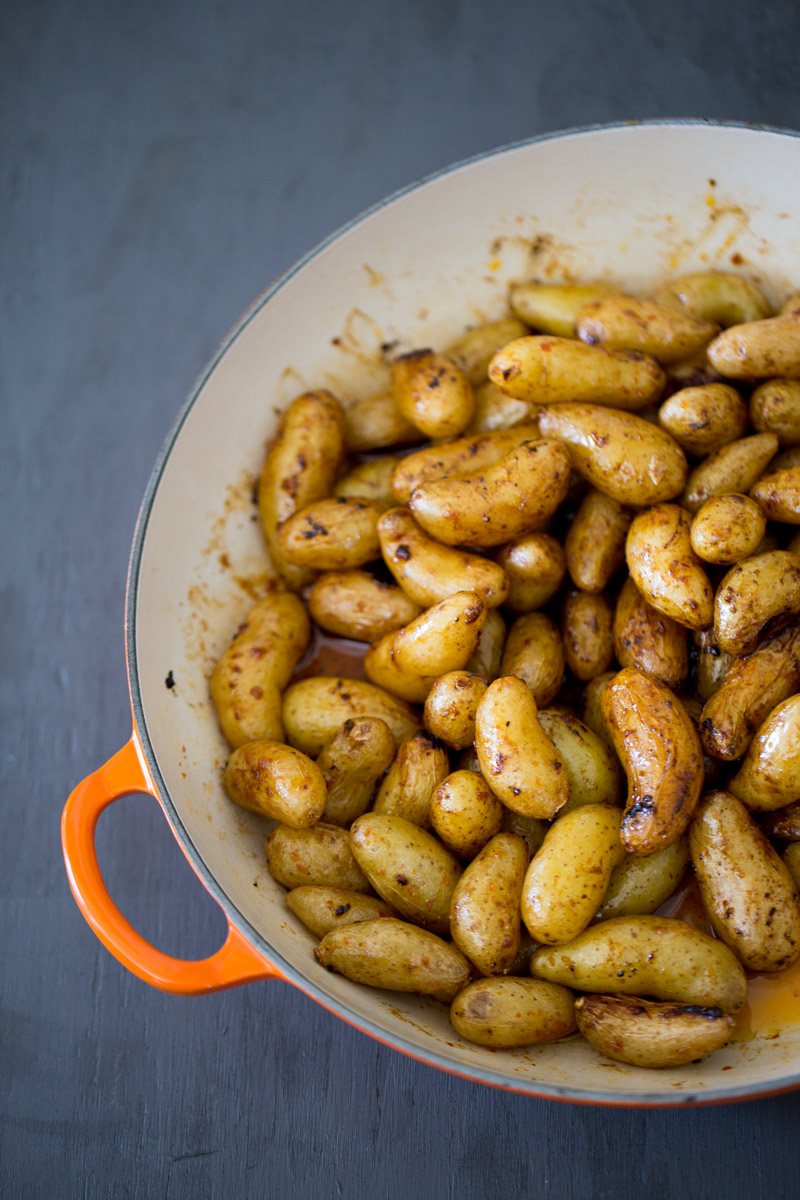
{"left": 389, "top": 425, "right": 541, "bottom": 504}
{"left": 713, "top": 550, "right": 800, "bottom": 656}
{"left": 682, "top": 432, "right": 778, "bottom": 513}
{"left": 500, "top": 612, "right": 564, "bottom": 708}
{"left": 266, "top": 823, "right": 371, "bottom": 892}
{"left": 450, "top": 833, "right": 528, "bottom": 975}
{"left": 349, "top": 813, "right": 462, "bottom": 934}
{"left": 579, "top": 671, "right": 618, "bottom": 752}
{"left": 342, "top": 389, "right": 422, "bottom": 453}
{"left": 576, "top": 295, "right": 718, "bottom": 364}
{"left": 595, "top": 837, "right": 690, "bottom": 921}
{"left": 521, "top": 805, "right": 625, "bottom": 944}
{"left": 430, "top": 770, "right": 505, "bottom": 860}
{"left": 530, "top": 915, "right": 747, "bottom": 1012}
{"left": 625, "top": 504, "right": 713, "bottom": 631}
{"left": 316, "top": 717, "right": 396, "bottom": 827}
{"left": 750, "top": 379, "right": 800, "bottom": 446}
{"left": 707, "top": 310, "right": 800, "bottom": 379}
{"left": 314, "top": 918, "right": 470, "bottom": 1001}
{"left": 488, "top": 335, "right": 665, "bottom": 409}
{"left": 391, "top": 349, "right": 474, "bottom": 439}
{"left": 286, "top": 887, "right": 398, "bottom": 939}
{"left": 378, "top": 507, "right": 509, "bottom": 608}
{"left": 612, "top": 577, "right": 689, "bottom": 691}
{"left": 409, "top": 439, "right": 571, "bottom": 549}
{"left": 445, "top": 316, "right": 529, "bottom": 386}
{"left": 373, "top": 730, "right": 450, "bottom": 827}
{"left": 210, "top": 592, "right": 311, "bottom": 748}
{"left": 277, "top": 497, "right": 384, "bottom": 570}
{"left": 423, "top": 671, "right": 487, "bottom": 751}
{"left": 564, "top": 489, "right": 633, "bottom": 592}
{"left": 258, "top": 389, "right": 346, "bottom": 588}
{"left": 536, "top": 707, "right": 623, "bottom": 811}
{"left": 537, "top": 403, "right": 688, "bottom": 505}
{"left": 785, "top": 843, "right": 800, "bottom": 888}
{"left": 575, "top": 994, "right": 735, "bottom": 1069}
{"left": 510, "top": 282, "right": 620, "bottom": 338}
{"left": 690, "top": 494, "right": 766, "bottom": 565}
{"left": 655, "top": 271, "right": 771, "bottom": 328}
{"left": 475, "top": 676, "right": 569, "bottom": 819}
{"left": 497, "top": 532, "right": 566, "bottom": 613}
{"left": 451, "top": 977, "right": 577, "bottom": 1048}
{"left": 602, "top": 669, "right": 704, "bottom": 854}
{"left": 561, "top": 590, "right": 614, "bottom": 682}
{"left": 466, "top": 608, "right": 506, "bottom": 682}
{"left": 224, "top": 740, "right": 327, "bottom": 828}
{"left": 333, "top": 455, "right": 400, "bottom": 506}
{"left": 658, "top": 383, "right": 749, "bottom": 457}
{"left": 306, "top": 570, "right": 422, "bottom": 643}
{"left": 699, "top": 622, "right": 800, "bottom": 760}
{"left": 728, "top": 694, "right": 800, "bottom": 811}
{"left": 751, "top": 466, "right": 800, "bottom": 524}
{"left": 690, "top": 790, "right": 800, "bottom": 971}
{"left": 282, "top": 677, "right": 421, "bottom": 757}
{"left": 466, "top": 380, "right": 538, "bottom": 434}
{"left": 761, "top": 800, "right": 800, "bottom": 840}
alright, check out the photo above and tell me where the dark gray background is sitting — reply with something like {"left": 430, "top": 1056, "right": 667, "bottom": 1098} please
{"left": 3, "top": 2, "right": 800, "bottom": 1197}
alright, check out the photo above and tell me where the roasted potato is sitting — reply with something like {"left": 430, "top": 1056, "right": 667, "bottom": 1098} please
{"left": 316, "top": 717, "right": 396, "bottom": 827}
{"left": 488, "top": 335, "right": 665, "bottom": 409}
{"left": 430, "top": 770, "right": 505, "bottom": 860}
{"left": 315, "top": 919, "right": 470, "bottom": 1000}
{"left": 575, "top": 994, "right": 735, "bottom": 1068}
{"left": 450, "top": 833, "right": 528, "bottom": 975}
{"left": 306, "top": 570, "right": 422, "bottom": 643}
{"left": 378, "top": 507, "right": 509, "bottom": 608}
{"left": 658, "top": 383, "right": 749, "bottom": 457}
{"left": 576, "top": 295, "right": 718, "bottom": 364}
{"left": 451, "top": 977, "right": 577, "bottom": 1048}
{"left": 372, "top": 730, "right": 450, "bottom": 827}
{"left": 625, "top": 503, "right": 714, "bottom": 630}
{"left": 282, "top": 677, "right": 421, "bottom": 757}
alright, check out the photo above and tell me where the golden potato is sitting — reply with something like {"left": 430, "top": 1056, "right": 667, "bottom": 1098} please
{"left": 286, "top": 887, "right": 398, "bottom": 939}
{"left": 501, "top": 809, "right": 549, "bottom": 858}
{"left": 690, "top": 790, "right": 800, "bottom": 971}
{"left": 575, "top": 994, "right": 735, "bottom": 1069}
{"left": 657, "top": 383, "right": 749, "bottom": 457}
{"left": 372, "top": 730, "right": 450, "bottom": 827}
{"left": 728, "top": 694, "right": 800, "bottom": 811}
{"left": 714, "top": 549, "right": 800, "bottom": 656}
{"left": 751, "top": 466, "right": 800, "bottom": 524}
{"left": 282, "top": 677, "right": 420, "bottom": 757}
{"left": 654, "top": 271, "right": 771, "bottom": 327}
{"left": 707, "top": 309, "right": 800, "bottom": 379}
{"left": 266, "top": 823, "right": 371, "bottom": 892}
{"left": 509, "top": 281, "right": 620, "bottom": 337}
{"left": 451, "top": 977, "right": 576, "bottom": 1047}
{"left": 500, "top": 612, "right": 564, "bottom": 707}
{"left": 391, "top": 349, "right": 474, "bottom": 439}
{"left": 423, "top": 671, "right": 487, "bottom": 750}
{"left": 333, "top": 456, "right": 401, "bottom": 506}
{"left": 579, "top": 671, "right": 618, "bottom": 752}
{"left": 378, "top": 507, "right": 509, "bottom": 608}
{"left": 465, "top": 380, "right": 538, "bottom": 434}
{"left": 576, "top": 295, "right": 718, "bottom": 363}
{"left": 390, "top": 425, "right": 541, "bottom": 504}
{"left": 750, "top": 379, "right": 800, "bottom": 446}
{"left": 496, "top": 532, "right": 566, "bottom": 613}
{"left": 564, "top": 488, "right": 633, "bottom": 592}
{"left": 690, "top": 494, "right": 766, "bottom": 564}
{"left": 306, "top": 570, "right": 422, "bottom": 643}
{"left": 537, "top": 707, "right": 623, "bottom": 811}
{"left": 595, "top": 838, "right": 690, "bottom": 921}
{"left": 277, "top": 497, "right": 384, "bottom": 570}
{"left": 530, "top": 915, "right": 747, "bottom": 1012}
{"left": 761, "top": 800, "right": 800, "bottom": 840}
{"left": 316, "top": 717, "right": 396, "bottom": 827}
{"left": 693, "top": 628, "right": 735, "bottom": 703}
{"left": 625, "top": 503, "right": 714, "bottom": 630}
{"left": 488, "top": 335, "right": 665, "bottom": 408}
{"left": 537, "top": 403, "right": 688, "bottom": 505}
{"left": 561, "top": 590, "right": 614, "bottom": 682}
{"left": 224, "top": 740, "right": 326, "bottom": 828}
{"left": 430, "top": 770, "right": 505, "bottom": 860}
{"left": 785, "top": 843, "right": 800, "bottom": 888}
{"left": 475, "top": 675, "right": 569, "bottom": 819}
{"left": 612, "top": 576, "right": 689, "bottom": 691}
{"left": 314, "top": 919, "right": 470, "bottom": 1001}
{"left": 450, "top": 833, "right": 528, "bottom": 975}
{"left": 210, "top": 592, "right": 311, "bottom": 748}
{"left": 409, "top": 439, "right": 571, "bottom": 549}
{"left": 602, "top": 669, "right": 704, "bottom": 854}
{"left": 342, "top": 389, "right": 422, "bottom": 453}
{"left": 349, "top": 813, "right": 462, "bottom": 934}
{"left": 682, "top": 432, "right": 778, "bottom": 513}
{"left": 445, "top": 316, "right": 529, "bottom": 385}
{"left": 466, "top": 608, "right": 506, "bottom": 682}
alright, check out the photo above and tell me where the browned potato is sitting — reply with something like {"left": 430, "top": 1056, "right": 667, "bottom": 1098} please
{"left": 333, "top": 456, "right": 400, "bottom": 506}
{"left": 466, "top": 608, "right": 506, "bottom": 681}
{"left": 372, "top": 730, "right": 450, "bottom": 827}
{"left": 282, "top": 677, "right": 421, "bottom": 757}
{"left": 349, "top": 813, "right": 462, "bottom": 934}
{"left": 488, "top": 335, "right": 665, "bottom": 409}
{"left": 690, "top": 790, "right": 800, "bottom": 971}
{"left": 316, "top": 717, "right": 396, "bottom": 826}
{"left": 445, "top": 316, "right": 529, "bottom": 385}
{"left": 784, "top": 843, "right": 800, "bottom": 888}
{"left": 501, "top": 809, "right": 549, "bottom": 859}
{"left": 693, "top": 628, "right": 735, "bottom": 702}
{"left": 530, "top": 916, "right": 747, "bottom": 1012}
{"left": 781, "top": 293, "right": 800, "bottom": 315}
{"left": 690, "top": 494, "right": 766, "bottom": 564}
{"left": 475, "top": 675, "right": 569, "bottom": 819}
{"left": 537, "top": 404, "right": 688, "bottom": 505}
{"left": 378, "top": 507, "right": 509, "bottom": 608}
{"left": 258, "top": 389, "right": 346, "bottom": 588}
{"left": 306, "top": 570, "right": 422, "bottom": 642}
{"left": 699, "top": 623, "right": 800, "bottom": 760}
{"left": 391, "top": 349, "right": 474, "bottom": 439}
{"left": 266, "top": 823, "right": 371, "bottom": 892}
{"left": 602, "top": 669, "right": 704, "bottom": 854}
{"left": 761, "top": 800, "right": 800, "bottom": 840}
{"left": 521, "top": 805, "right": 625, "bottom": 944}
{"left": 595, "top": 838, "right": 690, "bottom": 921}
{"left": 576, "top": 296, "right": 718, "bottom": 363}
{"left": 423, "top": 671, "right": 487, "bottom": 750}
{"left": 772, "top": 445, "right": 800, "bottom": 473}
{"left": 365, "top": 591, "right": 486, "bottom": 703}
{"left": 564, "top": 489, "right": 633, "bottom": 592}
{"left": 286, "top": 887, "right": 398, "bottom": 938}
{"left": 210, "top": 592, "right": 311, "bottom": 748}
{"left": 682, "top": 432, "right": 778, "bottom": 513}
{"left": 277, "top": 497, "right": 384, "bottom": 570}
{"left": 466, "top": 380, "right": 538, "bottom": 434}
{"left": 450, "top": 833, "right": 528, "bottom": 975}
{"left": 496, "top": 532, "right": 566, "bottom": 613}
{"left": 728, "top": 694, "right": 800, "bottom": 811}
{"left": 409, "top": 439, "right": 571, "bottom": 549}
{"left": 500, "top": 612, "right": 564, "bottom": 707}
{"left": 625, "top": 504, "right": 714, "bottom": 630}
{"left": 707, "top": 310, "right": 800, "bottom": 379}
{"left": 751, "top": 466, "right": 800, "bottom": 524}
{"left": 750, "top": 379, "right": 800, "bottom": 446}
{"left": 579, "top": 671, "right": 618, "bottom": 752}
{"left": 613, "top": 576, "right": 689, "bottom": 691}
{"left": 342, "top": 389, "right": 422, "bottom": 453}
{"left": 714, "top": 549, "right": 800, "bottom": 656}
{"left": 430, "top": 771, "right": 505, "bottom": 860}
{"left": 509, "top": 282, "right": 620, "bottom": 337}
{"left": 451, "top": 977, "right": 577, "bottom": 1048}
{"left": 654, "top": 271, "right": 771, "bottom": 327}
{"left": 390, "top": 425, "right": 541, "bottom": 504}
{"left": 658, "top": 383, "right": 749, "bottom": 457}
{"left": 561, "top": 590, "right": 614, "bottom": 682}
{"left": 314, "top": 918, "right": 470, "bottom": 1001}
{"left": 537, "top": 707, "right": 623, "bottom": 811}
{"left": 575, "top": 994, "right": 735, "bottom": 1069}
{"left": 224, "top": 740, "right": 327, "bottom": 828}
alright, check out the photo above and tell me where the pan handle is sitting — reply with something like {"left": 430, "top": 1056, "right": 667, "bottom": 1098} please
{"left": 61, "top": 735, "right": 281, "bottom": 993}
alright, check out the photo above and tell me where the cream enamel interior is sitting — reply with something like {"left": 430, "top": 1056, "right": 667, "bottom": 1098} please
{"left": 131, "top": 123, "right": 800, "bottom": 1104}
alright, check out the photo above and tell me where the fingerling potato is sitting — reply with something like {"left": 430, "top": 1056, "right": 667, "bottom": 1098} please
{"left": 314, "top": 918, "right": 470, "bottom": 1001}
{"left": 509, "top": 281, "right": 620, "bottom": 337}
{"left": 466, "top": 608, "right": 506, "bottom": 681}
{"left": 286, "top": 887, "right": 398, "bottom": 938}
{"left": 500, "top": 612, "right": 564, "bottom": 708}
{"left": 751, "top": 466, "right": 800, "bottom": 524}
{"left": 654, "top": 271, "right": 771, "bottom": 327}
{"left": 537, "top": 707, "right": 623, "bottom": 811}
{"left": 266, "top": 823, "right": 371, "bottom": 892}
{"left": 342, "top": 389, "right": 422, "bottom": 452}
{"left": 625, "top": 503, "right": 714, "bottom": 630}
{"left": 496, "top": 532, "right": 566, "bottom": 613}
{"left": 224, "top": 740, "right": 327, "bottom": 828}
{"left": 451, "top": 978, "right": 577, "bottom": 1048}
{"left": 430, "top": 771, "right": 505, "bottom": 860}
{"left": 575, "top": 994, "right": 735, "bottom": 1068}
{"left": 391, "top": 349, "right": 474, "bottom": 439}
{"left": 333, "top": 456, "right": 400, "bottom": 505}
{"left": 682, "top": 432, "right": 778, "bottom": 513}
{"left": 423, "top": 671, "right": 487, "bottom": 750}
{"left": 316, "top": 717, "right": 396, "bottom": 826}
{"left": 690, "top": 494, "right": 766, "bottom": 564}
{"left": 466, "top": 379, "right": 538, "bottom": 434}
{"left": 282, "top": 676, "right": 421, "bottom": 757}
{"left": 306, "top": 570, "right": 422, "bottom": 642}
{"left": 373, "top": 730, "right": 450, "bottom": 827}
{"left": 595, "top": 838, "right": 690, "bottom": 921}
{"left": 450, "top": 833, "right": 528, "bottom": 975}
{"left": 576, "top": 295, "right": 718, "bottom": 363}
{"left": 488, "top": 335, "right": 665, "bottom": 408}
{"left": 657, "top": 383, "right": 749, "bottom": 457}
{"left": 728, "top": 694, "right": 800, "bottom": 810}
{"left": 561, "top": 590, "right": 615, "bottom": 682}
{"left": 445, "top": 316, "right": 529, "bottom": 385}
{"left": 761, "top": 800, "right": 800, "bottom": 840}
{"left": 707, "top": 309, "right": 800, "bottom": 379}
{"left": 564, "top": 488, "right": 633, "bottom": 592}
{"left": 750, "top": 379, "right": 800, "bottom": 446}
{"left": 378, "top": 507, "right": 509, "bottom": 608}
{"left": 612, "top": 576, "right": 689, "bottom": 691}
{"left": 277, "top": 497, "right": 384, "bottom": 570}
{"left": 714, "top": 549, "right": 800, "bottom": 655}
{"left": 390, "top": 425, "right": 541, "bottom": 504}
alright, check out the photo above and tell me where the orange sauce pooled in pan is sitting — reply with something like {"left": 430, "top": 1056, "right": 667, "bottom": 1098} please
{"left": 291, "top": 627, "right": 368, "bottom": 682}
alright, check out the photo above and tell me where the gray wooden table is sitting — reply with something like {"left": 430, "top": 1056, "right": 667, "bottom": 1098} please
{"left": 3, "top": 2, "right": 800, "bottom": 1196}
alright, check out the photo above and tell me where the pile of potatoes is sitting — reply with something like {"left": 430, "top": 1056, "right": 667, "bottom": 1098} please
{"left": 211, "top": 272, "right": 800, "bottom": 1070}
